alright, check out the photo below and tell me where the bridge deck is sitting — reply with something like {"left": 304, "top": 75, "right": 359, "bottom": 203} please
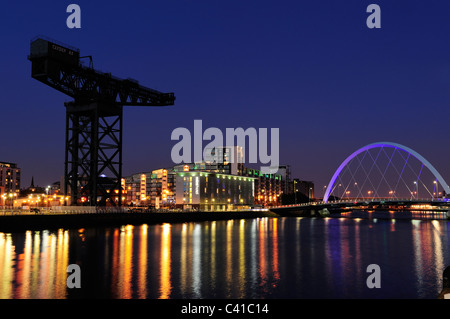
{"left": 271, "top": 198, "right": 450, "bottom": 211}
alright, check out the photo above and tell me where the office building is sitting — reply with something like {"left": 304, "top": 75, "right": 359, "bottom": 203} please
{"left": 293, "top": 179, "right": 315, "bottom": 200}
{"left": 175, "top": 171, "right": 255, "bottom": 211}
{"left": 203, "top": 146, "right": 244, "bottom": 175}
{"left": 241, "top": 167, "right": 283, "bottom": 206}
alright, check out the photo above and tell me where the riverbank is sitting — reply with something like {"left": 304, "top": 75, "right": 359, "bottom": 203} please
{"left": 0, "top": 210, "right": 280, "bottom": 232}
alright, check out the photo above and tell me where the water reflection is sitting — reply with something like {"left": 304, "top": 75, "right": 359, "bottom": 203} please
{"left": 0, "top": 217, "right": 449, "bottom": 299}
{"left": 138, "top": 224, "right": 148, "bottom": 299}
{"left": 0, "top": 230, "right": 69, "bottom": 299}
{"left": 159, "top": 223, "right": 171, "bottom": 299}
{"left": 192, "top": 223, "right": 201, "bottom": 298}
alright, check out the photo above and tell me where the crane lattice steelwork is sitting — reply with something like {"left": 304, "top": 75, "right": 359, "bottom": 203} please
{"left": 28, "top": 37, "right": 175, "bottom": 206}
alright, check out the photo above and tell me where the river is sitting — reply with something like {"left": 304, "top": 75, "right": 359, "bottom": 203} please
{"left": 0, "top": 216, "right": 449, "bottom": 299}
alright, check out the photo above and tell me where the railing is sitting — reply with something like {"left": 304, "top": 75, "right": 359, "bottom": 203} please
{"left": 0, "top": 206, "right": 253, "bottom": 216}
{"left": 0, "top": 206, "right": 132, "bottom": 216}
{"left": 272, "top": 197, "right": 450, "bottom": 209}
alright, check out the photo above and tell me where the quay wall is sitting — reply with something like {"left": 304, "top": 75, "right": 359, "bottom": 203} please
{"left": 0, "top": 210, "right": 280, "bottom": 232}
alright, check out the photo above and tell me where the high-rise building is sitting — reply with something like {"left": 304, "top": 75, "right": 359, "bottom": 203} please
{"left": 272, "top": 165, "right": 292, "bottom": 194}
{"left": 0, "top": 161, "right": 21, "bottom": 206}
{"left": 150, "top": 168, "right": 175, "bottom": 208}
{"left": 241, "top": 167, "right": 283, "bottom": 206}
{"left": 124, "top": 172, "right": 151, "bottom": 206}
{"left": 124, "top": 174, "right": 139, "bottom": 205}
{"left": 293, "top": 179, "right": 315, "bottom": 200}
{"left": 124, "top": 169, "right": 176, "bottom": 208}
{"left": 203, "top": 146, "right": 244, "bottom": 175}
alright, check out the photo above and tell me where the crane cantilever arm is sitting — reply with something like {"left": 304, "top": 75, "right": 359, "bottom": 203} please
{"left": 28, "top": 37, "right": 175, "bottom": 107}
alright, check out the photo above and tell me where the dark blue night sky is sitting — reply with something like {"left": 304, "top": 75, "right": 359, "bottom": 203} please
{"left": 1, "top": 0, "right": 450, "bottom": 194}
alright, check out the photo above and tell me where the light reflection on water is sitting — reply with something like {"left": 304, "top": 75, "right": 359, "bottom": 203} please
{"left": 0, "top": 229, "right": 69, "bottom": 299}
{"left": 0, "top": 217, "right": 449, "bottom": 299}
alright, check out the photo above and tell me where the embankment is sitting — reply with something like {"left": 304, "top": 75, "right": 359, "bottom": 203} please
{"left": 0, "top": 210, "right": 280, "bottom": 232}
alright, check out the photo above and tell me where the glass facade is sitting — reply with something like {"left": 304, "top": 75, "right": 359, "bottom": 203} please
{"left": 175, "top": 172, "right": 255, "bottom": 211}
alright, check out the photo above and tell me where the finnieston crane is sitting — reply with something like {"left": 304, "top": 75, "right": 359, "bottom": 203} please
{"left": 28, "top": 37, "right": 175, "bottom": 207}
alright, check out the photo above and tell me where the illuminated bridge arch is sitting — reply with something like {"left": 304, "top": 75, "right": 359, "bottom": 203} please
{"left": 323, "top": 142, "right": 450, "bottom": 203}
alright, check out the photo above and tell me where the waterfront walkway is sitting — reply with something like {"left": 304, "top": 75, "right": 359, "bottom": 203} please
{"left": 0, "top": 206, "right": 129, "bottom": 216}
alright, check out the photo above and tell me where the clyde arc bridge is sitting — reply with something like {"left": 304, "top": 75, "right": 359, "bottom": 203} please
{"left": 272, "top": 142, "right": 450, "bottom": 216}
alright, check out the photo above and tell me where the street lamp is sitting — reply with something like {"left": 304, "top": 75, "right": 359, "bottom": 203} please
{"left": 13, "top": 193, "right": 17, "bottom": 208}
{"left": 433, "top": 181, "right": 438, "bottom": 199}
{"left": 8, "top": 193, "right": 13, "bottom": 209}
{"left": 413, "top": 181, "right": 418, "bottom": 199}
{"left": 294, "top": 180, "right": 298, "bottom": 204}
{"left": 46, "top": 186, "right": 51, "bottom": 208}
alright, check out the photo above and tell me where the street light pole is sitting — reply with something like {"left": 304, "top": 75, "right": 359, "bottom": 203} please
{"left": 435, "top": 181, "right": 438, "bottom": 199}
{"left": 8, "top": 193, "right": 13, "bottom": 210}
{"left": 414, "top": 181, "right": 417, "bottom": 200}
{"left": 294, "top": 180, "right": 297, "bottom": 204}
{"left": 46, "top": 186, "right": 50, "bottom": 209}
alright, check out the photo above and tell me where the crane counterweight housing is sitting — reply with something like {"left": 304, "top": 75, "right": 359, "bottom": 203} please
{"left": 30, "top": 38, "right": 80, "bottom": 65}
